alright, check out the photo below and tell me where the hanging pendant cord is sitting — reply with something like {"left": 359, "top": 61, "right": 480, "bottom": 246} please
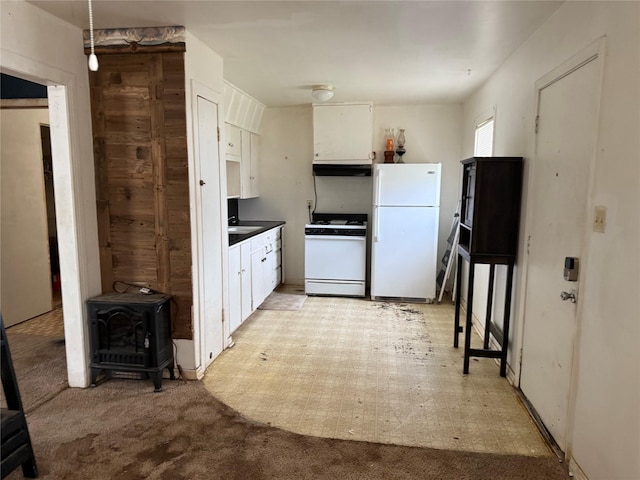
{"left": 88, "top": 0, "right": 95, "bottom": 56}
{"left": 87, "top": 0, "right": 99, "bottom": 71}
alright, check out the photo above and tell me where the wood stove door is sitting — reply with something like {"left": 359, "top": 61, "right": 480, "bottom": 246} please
{"left": 91, "top": 306, "right": 149, "bottom": 368}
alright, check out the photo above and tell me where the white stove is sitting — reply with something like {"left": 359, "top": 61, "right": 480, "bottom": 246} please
{"left": 304, "top": 215, "right": 367, "bottom": 297}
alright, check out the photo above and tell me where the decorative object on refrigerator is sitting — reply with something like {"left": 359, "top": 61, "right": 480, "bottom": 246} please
{"left": 384, "top": 128, "right": 395, "bottom": 151}
{"left": 395, "top": 129, "right": 406, "bottom": 163}
{"left": 371, "top": 163, "right": 441, "bottom": 302}
{"left": 396, "top": 129, "right": 406, "bottom": 148}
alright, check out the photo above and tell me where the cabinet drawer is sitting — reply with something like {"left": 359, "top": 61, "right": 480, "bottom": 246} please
{"left": 251, "top": 235, "right": 263, "bottom": 251}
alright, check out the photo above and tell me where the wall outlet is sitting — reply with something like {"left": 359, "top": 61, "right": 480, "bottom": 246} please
{"left": 307, "top": 200, "right": 312, "bottom": 208}
{"left": 593, "top": 205, "right": 606, "bottom": 233}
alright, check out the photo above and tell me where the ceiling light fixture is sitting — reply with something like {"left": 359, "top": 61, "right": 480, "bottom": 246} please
{"left": 311, "top": 85, "right": 334, "bottom": 102}
{"left": 87, "top": 0, "right": 99, "bottom": 71}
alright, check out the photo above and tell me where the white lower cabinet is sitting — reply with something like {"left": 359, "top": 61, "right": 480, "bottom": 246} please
{"left": 228, "top": 226, "right": 283, "bottom": 335}
{"left": 228, "top": 242, "right": 252, "bottom": 333}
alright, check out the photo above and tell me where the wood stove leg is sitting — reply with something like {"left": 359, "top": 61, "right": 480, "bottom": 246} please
{"left": 151, "top": 373, "right": 163, "bottom": 392}
{"left": 90, "top": 367, "right": 102, "bottom": 387}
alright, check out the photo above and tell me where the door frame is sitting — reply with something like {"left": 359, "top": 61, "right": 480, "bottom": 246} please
{"left": 0, "top": 56, "right": 100, "bottom": 388}
{"left": 517, "top": 37, "right": 606, "bottom": 461}
{"left": 189, "top": 79, "right": 228, "bottom": 377}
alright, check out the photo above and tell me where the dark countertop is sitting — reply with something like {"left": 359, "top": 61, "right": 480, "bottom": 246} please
{"left": 228, "top": 221, "right": 286, "bottom": 246}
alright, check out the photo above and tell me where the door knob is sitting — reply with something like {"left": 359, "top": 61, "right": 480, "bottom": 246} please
{"left": 560, "top": 290, "right": 577, "bottom": 303}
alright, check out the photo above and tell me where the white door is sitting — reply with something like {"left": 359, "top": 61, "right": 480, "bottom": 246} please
{"left": 240, "top": 242, "right": 252, "bottom": 321}
{"left": 304, "top": 236, "right": 367, "bottom": 281}
{"left": 1, "top": 108, "right": 53, "bottom": 326}
{"left": 371, "top": 206, "right": 439, "bottom": 299}
{"left": 197, "top": 95, "right": 224, "bottom": 368}
{"left": 228, "top": 245, "right": 242, "bottom": 333}
{"left": 520, "top": 50, "right": 602, "bottom": 451}
{"left": 312, "top": 104, "right": 373, "bottom": 163}
{"left": 374, "top": 164, "right": 441, "bottom": 207}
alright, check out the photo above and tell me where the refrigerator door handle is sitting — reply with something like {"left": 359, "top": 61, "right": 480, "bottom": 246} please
{"left": 374, "top": 205, "right": 380, "bottom": 242}
{"left": 374, "top": 169, "right": 382, "bottom": 206}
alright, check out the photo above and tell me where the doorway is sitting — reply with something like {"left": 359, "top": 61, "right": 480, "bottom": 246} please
{"left": 0, "top": 62, "right": 96, "bottom": 387}
{"left": 0, "top": 75, "right": 59, "bottom": 327}
{"left": 519, "top": 41, "right": 604, "bottom": 453}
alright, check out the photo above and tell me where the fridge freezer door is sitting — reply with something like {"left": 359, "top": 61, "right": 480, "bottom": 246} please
{"left": 373, "top": 163, "right": 441, "bottom": 207}
{"left": 371, "top": 206, "right": 439, "bottom": 300}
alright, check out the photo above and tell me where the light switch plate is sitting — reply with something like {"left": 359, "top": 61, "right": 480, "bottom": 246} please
{"left": 593, "top": 205, "right": 606, "bottom": 233}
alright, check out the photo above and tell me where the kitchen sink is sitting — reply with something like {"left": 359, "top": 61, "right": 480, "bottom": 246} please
{"left": 228, "top": 225, "right": 262, "bottom": 234}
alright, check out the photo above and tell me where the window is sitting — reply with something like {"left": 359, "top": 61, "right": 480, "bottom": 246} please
{"left": 474, "top": 118, "right": 494, "bottom": 156}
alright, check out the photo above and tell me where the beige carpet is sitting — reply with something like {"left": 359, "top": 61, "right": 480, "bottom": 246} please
{"left": 4, "top": 378, "right": 569, "bottom": 480}
{"left": 257, "top": 291, "right": 307, "bottom": 311}
{"left": 1, "top": 332, "right": 67, "bottom": 413}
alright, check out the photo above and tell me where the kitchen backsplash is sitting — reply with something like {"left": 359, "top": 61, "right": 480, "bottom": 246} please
{"left": 228, "top": 198, "right": 239, "bottom": 222}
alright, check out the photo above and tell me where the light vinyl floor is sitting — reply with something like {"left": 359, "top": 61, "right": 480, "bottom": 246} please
{"left": 204, "top": 289, "right": 551, "bottom": 456}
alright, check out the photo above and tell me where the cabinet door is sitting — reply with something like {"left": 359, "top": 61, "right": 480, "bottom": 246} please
{"left": 240, "top": 242, "right": 252, "bottom": 321}
{"left": 264, "top": 248, "right": 275, "bottom": 293}
{"left": 240, "top": 131, "right": 260, "bottom": 199}
{"left": 251, "top": 248, "right": 267, "bottom": 308}
{"left": 228, "top": 245, "right": 242, "bottom": 333}
{"left": 225, "top": 123, "right": 242, "bottom": 159}
{"left": 313, "top": 104, "right": 373, "bottom": 164}
{"left": 249, "top": 133, "right": 260, "bottom": 197}
{"left": 462, "top": 163, "right": 476, "bottom": 227}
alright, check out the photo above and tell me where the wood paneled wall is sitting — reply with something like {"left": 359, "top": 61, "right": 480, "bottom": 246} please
{"left": 90, "top": 52, "right": 193, "bottom": 339}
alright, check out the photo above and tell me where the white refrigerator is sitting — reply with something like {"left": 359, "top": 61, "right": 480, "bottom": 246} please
{"left": 371, "top": 163, "right": 441, "bottom": 301}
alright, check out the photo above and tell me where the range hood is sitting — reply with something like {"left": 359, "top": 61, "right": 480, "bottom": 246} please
{"left": 313, "top": 164, "right": 372, "bottom": 177}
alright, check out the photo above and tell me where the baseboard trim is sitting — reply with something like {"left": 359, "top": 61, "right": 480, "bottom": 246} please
{"left": 515, "top": 388, "right": 564, "bottom": 460}
{"left": 163, "top": 367, "right": 200, "bottom": 381}
{"left": 568, "top": 457, "right": 588, "bottom": 480}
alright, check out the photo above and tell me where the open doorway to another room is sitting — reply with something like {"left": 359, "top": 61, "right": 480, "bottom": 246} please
{"left": 1, "top": 73, "right": 65, "bottom": 341}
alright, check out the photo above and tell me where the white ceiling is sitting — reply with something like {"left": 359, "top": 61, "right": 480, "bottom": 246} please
{"left": 27, "top": 1, "right": 563, "bottom": 107}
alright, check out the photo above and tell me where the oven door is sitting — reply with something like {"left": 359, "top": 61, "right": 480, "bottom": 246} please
{"left": 304, "top": 235, "right": 366, "bottom": 282}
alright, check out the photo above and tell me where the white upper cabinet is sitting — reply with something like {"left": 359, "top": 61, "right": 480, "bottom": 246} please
{"left": 313, "top": 103, "right": 373, "bottom": 164}
{"left": 226, "top": 123, "right": 242, "bottom": 160}
{"left": 241, "top": 132, "right": 260, "bottom": 199}
{"left": 225, "top": 123, "right": 259, "bottom": 199}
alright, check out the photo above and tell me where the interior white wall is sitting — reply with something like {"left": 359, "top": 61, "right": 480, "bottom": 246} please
{"left": 178, "top": 31, "right": 226, "bottom": 375}
{"left": 1, "top": 108, "right": 53, "bottom": 326}
{"left": 461, "top": 2, "right": 639, "bottom": 479}
{"left": 1, "top": 0, "right": 102, "bottom": 387}
{"left": 238, "top": 104, "right": 462, "bottom": 287}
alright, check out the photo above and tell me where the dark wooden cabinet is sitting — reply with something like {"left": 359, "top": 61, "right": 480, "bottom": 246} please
{"left": 454, "top": 157, "right": 523, "bottom": 376}
{"left": 459, "top": 157, "right": 523, "bottom": 259}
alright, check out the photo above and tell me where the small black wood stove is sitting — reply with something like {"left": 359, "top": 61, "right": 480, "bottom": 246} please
{"left": 87, "top": 293, "right": 175, "bottom": 392}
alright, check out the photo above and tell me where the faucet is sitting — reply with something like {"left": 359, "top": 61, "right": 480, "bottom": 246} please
{"left": 228, "top": 215, "right": 238, "bottom": 225}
